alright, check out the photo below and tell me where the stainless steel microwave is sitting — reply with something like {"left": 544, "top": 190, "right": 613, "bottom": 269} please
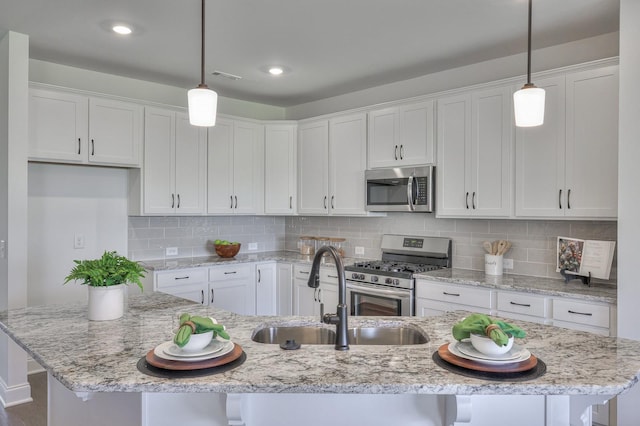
{"left": 365, "top": 166, "right": 435, "bottom": 212}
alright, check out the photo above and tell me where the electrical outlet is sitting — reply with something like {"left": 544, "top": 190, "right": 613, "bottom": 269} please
{"left": 503, "top": 258, "right": 514, "bottom": 270}
{"left": 74, "top": 234, "right": 85, "bottom": 249}
{"left": 355, "top": 246, "right": 365, "bottom": 255}
{"left": 248, "top": 243, "right": 258, "bottom": 251}
{"left": 166, "top": 247, "right": 178, "bottom": 256}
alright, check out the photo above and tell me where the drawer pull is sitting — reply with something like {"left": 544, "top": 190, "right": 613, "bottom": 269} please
{"left": 510, "top": 301, "right": 531, "bottom": 307}
{"left": 299, "top": 271, "right": 310, "bottom": 275}
{"left": 328, "top": 275, "right": 338, "bottom": 279}
{"left": 568, "top": 310, "right": 592, "bottom": 316}
{"left": 224, "top": 271, "right": 237, "bottom": 275}
{"left": 443, "top": 292, "right": 460, "bottom": 297}
{"left": 200, "top": 290, "right": 204, "bottom": 304}
{"left": 174, "top": 276, "right": 190, "bottom": 280}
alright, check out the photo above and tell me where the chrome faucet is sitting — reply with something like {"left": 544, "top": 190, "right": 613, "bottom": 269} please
{"left": 307, "top": 245, "right": 349, "bottom": 350}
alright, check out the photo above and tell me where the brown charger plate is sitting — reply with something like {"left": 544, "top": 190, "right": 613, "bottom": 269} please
{"left": 146, "top": 342, "right": 243, "bottom": 371}
{"left": 438, "top": 343, "right": 538, "bottom": 373}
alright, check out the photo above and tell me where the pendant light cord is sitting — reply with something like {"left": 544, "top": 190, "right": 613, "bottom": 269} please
{"left": 199, "top": 0, "right": 206, "bottom": 87}
{"left": 526, "top": 0, "right": 532, "bottom": 86}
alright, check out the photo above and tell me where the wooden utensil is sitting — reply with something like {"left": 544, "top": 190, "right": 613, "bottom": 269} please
{"left": 501, "top": 241, "right": 512, "bottom": 255}
{"left": 496, "top": 240, "right": 507, "bottom": 256}
{"left": 482, "top": 241, "right": 493, "bottom": 254}
{"left": 491, "top": 240, "right": 498, "bottom": 255}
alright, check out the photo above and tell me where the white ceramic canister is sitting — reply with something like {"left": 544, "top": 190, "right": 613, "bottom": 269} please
{"left": 484, "top": 254, "right": 504, "bottom": 276}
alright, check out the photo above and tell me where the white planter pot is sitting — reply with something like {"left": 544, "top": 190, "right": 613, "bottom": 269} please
{"left": 88, "top": 284, "right": 125, "bottom": 321}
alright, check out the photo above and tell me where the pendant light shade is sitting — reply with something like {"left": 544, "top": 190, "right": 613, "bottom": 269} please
{"left": 514, "top": 0, "right": 545, "bottom": 127}
{"left": 188, "top": 0, "right": 217, "bottom": 127}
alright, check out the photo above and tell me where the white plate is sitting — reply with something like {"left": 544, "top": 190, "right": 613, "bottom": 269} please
{"left": 456, "top": 341, "right": 524, "bottom": 361}
{"left": 449, "top": 341, "right": 531, "bottom": 365}
{"left": 164, "top": 338, "right": 228, "bottom": 358}
{"left": 153, "top": 340, "right": 234, "bottom": 362}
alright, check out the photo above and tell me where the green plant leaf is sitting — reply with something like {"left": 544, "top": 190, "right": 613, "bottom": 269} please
{"left": 63, "top": 251, "right": 146, "bottom": 291}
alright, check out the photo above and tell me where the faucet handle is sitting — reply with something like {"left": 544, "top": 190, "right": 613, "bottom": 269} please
{"left": 322, "top": 313, "right": 339, "bottom": 325}
{"left": 320, "top": 303, "right": 324, "bottom": 322}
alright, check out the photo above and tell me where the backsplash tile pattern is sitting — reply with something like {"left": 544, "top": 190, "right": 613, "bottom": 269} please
{"left": 128, "top": 214, "right": 617, "bottom": 282}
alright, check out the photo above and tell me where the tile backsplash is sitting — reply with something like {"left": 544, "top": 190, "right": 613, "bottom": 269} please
{"left": 129, "top": 213, "right": 617, "bottom": 282}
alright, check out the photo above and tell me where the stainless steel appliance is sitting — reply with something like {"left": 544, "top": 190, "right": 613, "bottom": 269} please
{"left": 365, "top": 166, "right": 435, "bottom": 212}
{"left": 345, "top": 234, "right": 451, "bottom": 316}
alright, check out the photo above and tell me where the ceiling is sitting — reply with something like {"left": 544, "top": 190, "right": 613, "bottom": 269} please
{"left": 0, "top": 0, "right": 619, "bottom": 107}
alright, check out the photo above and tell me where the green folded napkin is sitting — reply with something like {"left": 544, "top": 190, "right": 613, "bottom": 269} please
{"left": 452, "top": 313, "right": 526, "bottom": 346}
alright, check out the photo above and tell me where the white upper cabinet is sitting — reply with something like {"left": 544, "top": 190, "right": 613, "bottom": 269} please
{"left": 29, "top": 87, "right": 142, "bottom": 167}
{"left": 298, "top": 112, "right": 368, "bottom": 215}
{"left": 141, "top": 108, "right": 207, "bottom": 215}
{"left": 368, "top": 100, "right": 435, "bottom": 168}
{"left": 437, "top": 86, "right": 512, "bottom": 217}
{"left": 515, "top": 66, "right": 619, "bottom": 218}
{"left": 264, "top": 124, "right": 297, "bottom": 215}
{"left": 207, "top": 118, "right": 264, "bottom": 215}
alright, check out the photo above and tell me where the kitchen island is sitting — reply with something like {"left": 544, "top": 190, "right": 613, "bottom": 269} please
{"left": 1, "top": 292, "right": 639, "bottom": 426}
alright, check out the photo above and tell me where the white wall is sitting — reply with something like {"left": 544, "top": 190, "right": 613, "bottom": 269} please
{"left": 286, "top": 32, "right": 619, "bottom": 119}
{"left": 616, "top": 0, "right": 640, "bottom": 423}
{"left": 27, "top": 163, "right": 128, "bottom": 306}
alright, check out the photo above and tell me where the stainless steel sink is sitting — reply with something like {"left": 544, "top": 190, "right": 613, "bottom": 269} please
{"left": 251, "top": 325, "right": 428, "bottom": 345}
{"left": 251, "top": 326, "right": 336, "bottom": 345}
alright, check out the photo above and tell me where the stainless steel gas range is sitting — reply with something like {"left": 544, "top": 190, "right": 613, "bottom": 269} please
{"left": 344, "top": 234, "right": 452, "bottom": 316}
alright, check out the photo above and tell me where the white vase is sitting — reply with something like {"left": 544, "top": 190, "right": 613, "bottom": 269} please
{"left": 88, "top": 284, "right": 125, "bottom": 321}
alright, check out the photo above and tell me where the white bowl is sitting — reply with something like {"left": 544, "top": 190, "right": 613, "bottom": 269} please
{"left": 178, "top": 330, "right": 213, "bottom": 352}
{"left": 470, "top": 333, "right": 514, "bottom": 356}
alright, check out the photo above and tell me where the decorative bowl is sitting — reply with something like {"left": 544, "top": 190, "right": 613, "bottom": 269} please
{"left": 178, "top": 330, "right": 214, "bottom": 352}
{"left": 215, "top": 243, "right": 241, "bottom": 258}
{"left": 470, "top": 333, "right": 514, "bottom": 356}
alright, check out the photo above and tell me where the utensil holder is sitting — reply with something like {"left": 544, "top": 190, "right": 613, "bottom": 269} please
{"left": 485, "top": 254, "right": 503, "bottom": 276}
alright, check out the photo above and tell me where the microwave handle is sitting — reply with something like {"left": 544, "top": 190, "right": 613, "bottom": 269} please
{"left": 407, "top": 174, "right": 416, "bottom": 211}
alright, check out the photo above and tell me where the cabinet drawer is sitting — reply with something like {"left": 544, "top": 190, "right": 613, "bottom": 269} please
{"left": 552, "top": 299, "right": 610, "bottom": 329}
{"left": 209, "top": 264, "right": 252, "bottom": 281}
{"left": 294, "top": 264, "right": 312, "bottom": 280}
{"left": 155, "top": 268, "right": 207, "bottom": 289}
{"left": 320, "top": 268, "right": 339, "bottom": 284}
{"left": 497, "top": 292, "right": 548, "bottom": 318}
{"left": 417, "top": 281, "right": 493, "bottom": 309}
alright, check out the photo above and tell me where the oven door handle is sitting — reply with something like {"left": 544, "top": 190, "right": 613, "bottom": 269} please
{"left": 347, "top": 281, "right": 410, "bottom": 299}
{"left": 406, "top": 173, "right": 416, "bottom": 211}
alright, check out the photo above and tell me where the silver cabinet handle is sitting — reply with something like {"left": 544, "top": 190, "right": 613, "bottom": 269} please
{"left": 465, "top": 192, "right": 469, "bottom": 209}
{"left": 407, "top": 174, "right": 416, "bottom": 211}
{"left": 324, "top": 196, "right": 327, "bottom": 209}
{"left": 568, "top": 310, "right": 592, "bottom": 316}
{"left": 510, "top": 301, "right": 531, "bottom": 307}
{"left": 472, "top": 192, "right": 476, "bottom": 210}
{"left": 230, "top": 195, "right": 234, "bottom": 209}
{"left": 443, "top": 291, "right": 460, "bottom": 297}
{"left": 224, "top": 271, "right": 237, "bottom": 275}
{"left": 171, "top": 194, "right": 175, "bottom": 209}
{"left": 234, "top": 195, "right": 238, "bottom": 209}
{"left": 258, "top": 269, "right": 261, "bottom": 283}
{"left": 210, "top": 289, "right": 214, "bottom": 304}
{"left": 394, "top": 145, "right": 398, "bottom": 160}
{"left": 559, "top": 189, "right": 562, "bottom": 209}
{"left": 174, "top": 276, "right": 189, "bottom": 280}
{"left": 91, "top": 139, "right": 95, "bottom": 156}
{"left": 567, "top": 189, "right": 571, "bottom": 210}
{"left": 289, "top": 196, "right": 292, "bottom": 209}
{"left": 331, "top": 195, "right": 335, "bottom": 209}
{"left": 200, "top": 290, "right": 204, "bottom": 304}
{"left": 177, "top": 194, "right": 180, "bottom": 209}
{"left": 77, "top": 138, "right": 81, "bottom": 155}
{"left": 400, "top": 144, "right": 404, "bottom": 159}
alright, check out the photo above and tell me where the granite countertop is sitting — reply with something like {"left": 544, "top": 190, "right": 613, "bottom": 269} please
{"left": 1, "top": 292, "right": 639, "bottom": 396}
{"left": 141, "top": 251, "right": 617, "bottom": 304}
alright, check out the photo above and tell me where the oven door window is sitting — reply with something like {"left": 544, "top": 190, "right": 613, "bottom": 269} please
{"left": 351, "top": 291, "right": 401, "bottom": 316}
{"left": 366, "top": 178, "right": 411, "bottom": 206}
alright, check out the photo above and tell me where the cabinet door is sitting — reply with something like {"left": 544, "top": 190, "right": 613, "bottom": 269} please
{"left": 264, "top": 125, "right": 297, "bottom": 215}
{"left": 515, "top": 76, "right": 566, "bottom": 217}
{"left": 298, "top": 120, "right": 329, "bottom": 214}
{"left": 207, "top": 118, "right": 235, "bottom": 214}
{"left": 88, "top": 97, "right": 142, "bottom": 166}
{"left": 565, "top": 66, "right": 619, "bottom": 218}
{"left": 29, "top": 88, "right": 88, "bottom": 163}
{"left": 174, "top": 113, "right": 207, "bottom": 214}
{"left": 293, "top": 279, "right": 317, "bottom": 316}
{"left": 164, "top": 283, "right": 208, "bottom": 305}
{"left": 318, "top": 283, "right": 339, "bottom": 315}
{"left": 256, "top": 263, "right": 277, "bottom": 316}
{"left": 210, "top": 280, "right": 251, "bottom": 314}
{"left": 276, "top": 263, "right": 293, "bottom": 316}
{"left": 143, "top": 108, "right": 176, "bottom": 214}
{"left": 471, "top": 87, "right": 512, "bottom": 216}
{"left": 398, "top": 100, "right": 435, "bottom": 166}
{"left": 436, "top": 94, "right": 472, "bottom": 216}
{"left": 367, "top": 107, "right": 399, "bottom": 169}
{"left": 233, "top": 121, "right": 264, "bottom": 214}
{"left": 329, "top": 113, "right": 367, "bottom": 215}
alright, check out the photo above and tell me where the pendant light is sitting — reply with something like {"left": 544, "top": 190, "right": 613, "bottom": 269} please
{"left": 513, "top": 0, "right": 545, "bottom": 127}
{"left": 188, "top": 0, "right": 218, "bottom": 127}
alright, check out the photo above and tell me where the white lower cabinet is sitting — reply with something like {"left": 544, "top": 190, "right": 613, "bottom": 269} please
{"left": 293, "top": 264, "right": 315, "bottom": 316}
{"left": 318, "top": 269, "right": 339, "bottom": 316}
{"left": 496, "top": 291, "right": 551, "bottom": 325}
{"left": 292, "top": 264, "right": 339, "bottom": 316}
{"left": 552, "top": 298, "right": 613, "bottom": 336}
{"left": 209, "top": 264, "right": 256, "bottom": 315}
{"left": 276, "top": 263, "right": 293, "bottom": 316}
{"left": 415, "top": 280, "right": 494, "bottom": 317}
{"left": 153, "top": 268, "right": 209, "bottom": 305}
{"left": 256, "top": 263, "right": 277, "bottom": 316}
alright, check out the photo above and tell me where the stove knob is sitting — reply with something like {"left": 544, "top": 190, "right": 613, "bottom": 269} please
{"left": 393, "top": 279, "right": 400, "bottom": 286}
{"left": 359, "top": 274, "right": 365, "bottom": 280}
{"left": 351, "top": 273, "right": 358, "bottom": 279}
{"left": 370, "top": 276, "right": 378, "bottom": 283}
{"left": 385, "top": 278, "right": 393, "bottom": 285}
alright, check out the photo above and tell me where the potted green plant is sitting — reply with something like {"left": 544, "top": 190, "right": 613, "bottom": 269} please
{"left": 64, "top": 251, "right": 146, "bottom": 321}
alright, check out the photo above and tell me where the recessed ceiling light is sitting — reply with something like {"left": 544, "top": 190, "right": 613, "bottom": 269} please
{"left": 112, "top": 25, "right": 132, "bottom": 35}
{"left": 268, "top": 67, "right": 284, "bottom": 76}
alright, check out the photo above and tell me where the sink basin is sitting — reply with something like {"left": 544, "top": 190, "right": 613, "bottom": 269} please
{"left": 251, "top": 326, "right": 336, "bottom": 345}
{"left": 251, "top": 325, "right": 428, "bottom": 345}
